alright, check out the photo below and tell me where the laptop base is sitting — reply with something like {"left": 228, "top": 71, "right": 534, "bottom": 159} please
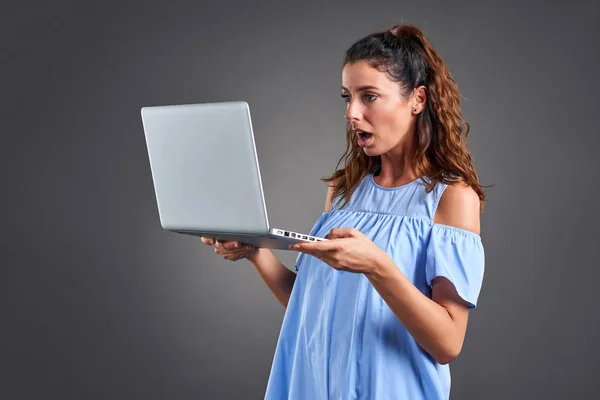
{"left": 173, "top": 228, "right": 327, "bottom": 250}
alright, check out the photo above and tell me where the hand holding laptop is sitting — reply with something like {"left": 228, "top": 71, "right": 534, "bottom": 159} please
{"left": 201, "top": 237, "right": 257, "bottom": 262}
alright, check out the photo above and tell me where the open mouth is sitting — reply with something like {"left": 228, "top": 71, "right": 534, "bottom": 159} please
{"left": 356, "top": 130, "right": 374, "bottom": 146}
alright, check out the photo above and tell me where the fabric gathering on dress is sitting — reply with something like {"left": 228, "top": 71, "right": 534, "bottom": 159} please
{"left": 264, "top": 173, "right": 485, "bottom": 400}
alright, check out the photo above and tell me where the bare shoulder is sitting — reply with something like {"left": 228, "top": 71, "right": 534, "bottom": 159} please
{"left": 325, "top": 184, "right": 335, "bottom": 212}
{"left": 434, "top": 181, "right": 481, "bottom": 235}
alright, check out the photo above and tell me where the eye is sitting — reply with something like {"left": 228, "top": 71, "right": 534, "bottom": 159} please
{"left": 340, "top": 93, "right": 377, "bottom": 103}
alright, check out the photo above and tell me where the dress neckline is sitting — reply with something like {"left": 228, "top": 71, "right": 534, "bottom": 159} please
{"left": 368, "top": 173, "right": 423, "bottom": 190}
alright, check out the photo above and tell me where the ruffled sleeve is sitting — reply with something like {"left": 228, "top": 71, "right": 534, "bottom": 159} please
{"left": 425, "top": 224, "right": 485, "bottom": 309}
{"left": 294, "top": 211, "right": 330, "bottom": 272}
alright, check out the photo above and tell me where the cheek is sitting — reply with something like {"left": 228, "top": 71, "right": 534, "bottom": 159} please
{"left": 372, "top": 108, "right": 410, "bottom": 136}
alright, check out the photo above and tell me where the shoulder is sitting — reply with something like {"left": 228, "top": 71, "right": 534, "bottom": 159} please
{"left": 434, "top": 181, "right": 481, "bottom": 235}
{"left": 325, "top": 184, "right": 335, "bottom": 212}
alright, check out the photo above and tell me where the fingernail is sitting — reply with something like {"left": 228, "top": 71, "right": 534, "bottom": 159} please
{"left": 234, "top": 244, "right": 239, "bottom": 248}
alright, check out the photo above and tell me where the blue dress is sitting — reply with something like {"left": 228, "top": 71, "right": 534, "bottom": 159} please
{"left": 265, "top": 173, "right": 485, "bottom": 400}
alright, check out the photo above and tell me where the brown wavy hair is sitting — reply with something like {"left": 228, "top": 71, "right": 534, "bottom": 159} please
{"left": 323, "top": 24, "right": 486, "bottom": 211}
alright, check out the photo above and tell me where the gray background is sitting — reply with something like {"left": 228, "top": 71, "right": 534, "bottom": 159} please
{"left": 3, "top": 0, "right": 599, "bottom": 399}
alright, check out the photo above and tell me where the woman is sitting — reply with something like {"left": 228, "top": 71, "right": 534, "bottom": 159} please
{"left": 202, "top": 23, "right": 485, "bottom": 400}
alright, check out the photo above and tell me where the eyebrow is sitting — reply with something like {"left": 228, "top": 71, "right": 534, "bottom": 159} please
{"left": 341, "top": 85, "right": 380, "bottom": 92}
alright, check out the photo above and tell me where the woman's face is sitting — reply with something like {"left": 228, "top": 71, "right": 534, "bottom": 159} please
{"left": 341, "top": 60, "right": 420, "bottom": 157}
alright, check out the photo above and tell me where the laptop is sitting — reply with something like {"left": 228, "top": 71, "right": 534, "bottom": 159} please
{"left": 140, "top": 101, "right": 327, "bottom": 250}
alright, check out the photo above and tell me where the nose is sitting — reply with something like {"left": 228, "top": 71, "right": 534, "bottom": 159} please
{"left": 344, "top": 100, "right": 362, "bottom": 122}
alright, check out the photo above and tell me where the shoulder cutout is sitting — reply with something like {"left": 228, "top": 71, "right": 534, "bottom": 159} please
{"left": 325, "top": 184, "right": 335, "bottom": 212}
{"left": 434, "top": 182, "right": 481, "bottom": 235}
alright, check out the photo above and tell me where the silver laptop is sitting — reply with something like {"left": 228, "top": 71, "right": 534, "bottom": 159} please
{"left": 140, "top": 101, "right": 327, "bottom": 250}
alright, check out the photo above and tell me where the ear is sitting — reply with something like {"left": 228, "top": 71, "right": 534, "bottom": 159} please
{"left": 412, "top": 85, "right": 427, "bottom": 113}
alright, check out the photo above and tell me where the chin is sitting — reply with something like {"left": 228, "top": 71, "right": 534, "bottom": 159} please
{"left": 362, "top": 146, "right": 381, "bottom": 157}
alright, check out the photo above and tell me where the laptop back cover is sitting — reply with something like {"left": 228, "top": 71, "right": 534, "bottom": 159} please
{"left": 141, "top": 101, "right": 270, "bottom": 236}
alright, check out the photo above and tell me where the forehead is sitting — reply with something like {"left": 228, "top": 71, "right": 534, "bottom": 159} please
{"left": 341, "top": 60, "right": 394, "bottom": 91}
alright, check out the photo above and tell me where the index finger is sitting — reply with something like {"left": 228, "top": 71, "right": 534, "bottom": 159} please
{"left": 290, "top": 240, "right": 336, "bottom": 252}
{"left": 221, "top": 241, "right": 242, "bottom": 250}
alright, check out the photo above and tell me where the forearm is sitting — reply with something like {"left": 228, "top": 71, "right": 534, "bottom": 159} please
{"left": 247, "top": 248, "right": 296, "bottom": 308}
{"left": 365, "top": 256, "right": 462, "bottom": 364}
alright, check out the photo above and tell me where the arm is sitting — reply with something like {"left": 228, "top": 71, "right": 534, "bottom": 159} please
{"left": 365, "top": 183, "right": 480, "bottom": 364}
{"left": 248, "top": 184, "right": 336, "bottom": 308}
{"left": 247, "top": 249, "right": 297, "bottom": 308}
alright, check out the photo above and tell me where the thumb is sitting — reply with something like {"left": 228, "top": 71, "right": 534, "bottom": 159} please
{"left": 201, "top": 237, "right": 215, "bottom": 246}
{"left": 328, "top": 227, "right": 357, "bottom": 239}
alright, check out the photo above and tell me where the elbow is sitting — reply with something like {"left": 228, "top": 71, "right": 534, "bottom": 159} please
{"left": 435, "top": 354, "right": 457, "bottom": 365}
{"left": 433, "top": 344, "right": 462, "bottom": 365}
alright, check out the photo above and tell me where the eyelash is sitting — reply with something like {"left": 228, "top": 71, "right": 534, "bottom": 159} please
{"left": 340, "top": 94, "right": 378, "bottom": 103}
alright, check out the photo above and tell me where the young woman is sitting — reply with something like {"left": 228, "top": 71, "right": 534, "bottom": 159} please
{"left": 203, "top": 23, "right": 485, "bottom": 400}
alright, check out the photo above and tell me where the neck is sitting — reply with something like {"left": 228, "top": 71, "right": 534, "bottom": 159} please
{"left": 375, "top": 132, "right": 418, "bottom": 186}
